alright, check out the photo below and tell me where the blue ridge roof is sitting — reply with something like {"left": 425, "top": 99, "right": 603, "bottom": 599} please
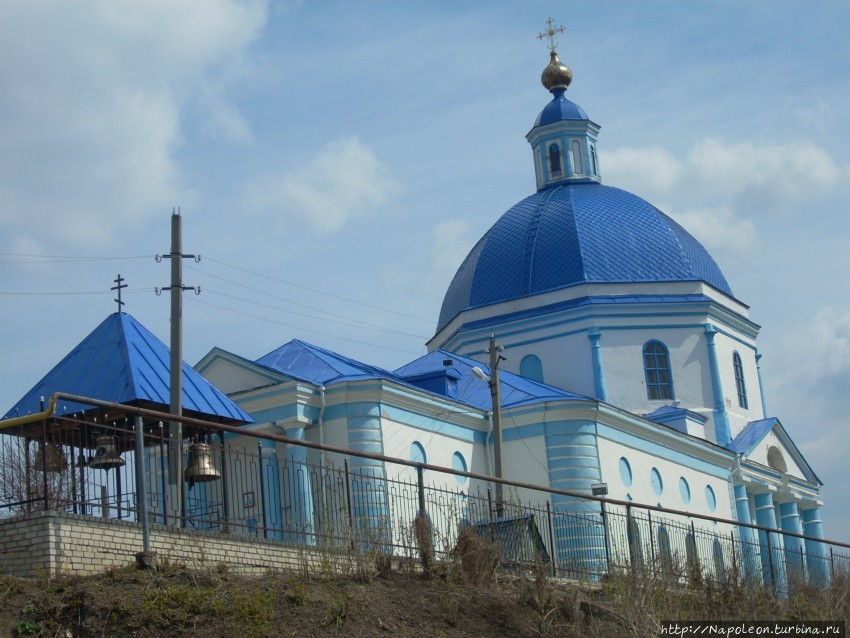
{"left": 255, "top": 340, "right": 591, "bottom": 412}
{"left": 726, "top": 417, "right": 777, "bottom": 455}
{"left": 727, "top": 418, "right": 821, "bottom": 485}
{"left": 395, "top": 350, "right": 592, "bottom": 411}
{"left": 437, "top": 182, "right": 733, "bottom": 332}
{"left": 2, "top": 312, "right": 253, "bottom": 423}
{"left": 256, "top": 339, "right": 405, "bottom": 386}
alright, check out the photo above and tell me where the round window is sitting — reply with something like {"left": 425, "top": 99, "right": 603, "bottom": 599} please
{"left": 705, "top": 485, "right": 717, "bottom": 512}
{"left": 651, "top": 468, "right": 664, "bottom": 496}
{"left": 619, "top": 457, "right": 633, "bottom": 487}
{"left": 679, "top": 477, "right": 691, "bottom": 504}
{"left": 452, "top": 451, "right": 468, "bottom": 486}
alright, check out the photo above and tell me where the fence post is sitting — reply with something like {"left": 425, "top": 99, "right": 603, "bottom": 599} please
{"left": 257, "top": 441, "right": 267, "bottom": 538}
{"left": 344, "top": 458, "right": 354, "bottom": 546}
{"left": 648, "top": 510, "right": 656, "bottom": 567}
{"left": 546, "top": 501, "right": 557, "bottom": 577}
{"left": 626, "top": 503, "right": 635, "bottom": 568}
{"left": 600, "top": 499, "right": 612, "bottom": 574}
{"left": 24, "top": 437, "right": 32, "bottom": 514}
{"left": 766, "top": 531, "right": 776, "bottom": 595}
{"left": 218, "top": 431, "right": 229, "bottom": 531}
{"left": 830, "top": 546, "right": 835, "bottom": 583}
{"left": 133, "top": 414, "right": 151, "bottom": 556}
{"left": 416, "top": 465, "right": 426, "bottom": 517}
{"left": 41, "top": 411, "right": 49, "bottom": 510}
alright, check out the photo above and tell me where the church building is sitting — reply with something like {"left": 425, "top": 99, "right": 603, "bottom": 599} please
{"left": 196, "top": 38, "right": 826, "bottom": 577}
{"left": 2, "top": 30, "right": 827, "bottom": 583}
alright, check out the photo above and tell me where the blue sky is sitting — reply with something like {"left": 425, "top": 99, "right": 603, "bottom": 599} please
{"left": 2, "top": 1, "right": 849, "bottom": 540}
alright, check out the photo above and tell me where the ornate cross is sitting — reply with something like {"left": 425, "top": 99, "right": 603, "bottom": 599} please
{"left": 537, "top": 17, "right": 565, "bottom": 52}
{"left": 111, "top": 274, "right": 127, "bottom": 311}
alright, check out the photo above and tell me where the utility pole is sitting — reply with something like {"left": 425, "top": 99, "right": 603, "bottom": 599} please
{"left": 156, "top": 209, "right": 199, "bottom": 524}
{"left": 486, "top": 335, "right": 505, "bottom": 516}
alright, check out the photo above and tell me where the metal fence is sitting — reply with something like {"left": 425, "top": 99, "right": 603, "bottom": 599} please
{"left": 1, "top": 402, "right": 847, "bottom": 595}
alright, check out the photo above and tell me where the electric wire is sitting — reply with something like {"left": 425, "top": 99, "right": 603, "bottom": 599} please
{"left": 202, "top": 288, "right": 425, "bottom": 339}
{"left": 186, "top": 295, "right": 424, "bottom": 357}
{"left": 187, "top": 265, "right": 429, "bottom": 338}
{"left": 0, "top": 252, "right": 153, "bottom": 264}
{"left": 203, "top": 257, "right": 433, "bottom": 324}
{"left": 0, "top": 288, "right": 154, "bottom": 296}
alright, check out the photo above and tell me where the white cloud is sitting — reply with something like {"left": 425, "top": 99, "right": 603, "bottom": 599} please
{"left": 244, "top": 136, "right": 400, "bottom": 234}
{"left": 432, "top": 220, "right": 475, "bottom": 274}
{"left": 0, "top": 0, "right": 267, "bottom": 246}
{"left": 602, "top": 138, "right": 847, "bottom": 257}
{"left": 668, "top": 206, "right": 758, "bottom": 254}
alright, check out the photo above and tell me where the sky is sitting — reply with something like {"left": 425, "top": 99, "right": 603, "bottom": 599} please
{"left": 1, "top": 1, "right": 849, "bottom": 540}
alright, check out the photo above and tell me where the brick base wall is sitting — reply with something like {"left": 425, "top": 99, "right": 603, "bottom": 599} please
{"left": 0, "top": 511, "right": 346, "bottom": 578}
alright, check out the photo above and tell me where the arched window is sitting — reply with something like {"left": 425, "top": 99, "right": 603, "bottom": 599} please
{"left": 519, "top": 354, "right": 544, "bottom": 383}
{"left": 590, "top": 143, "right": 599, "bottom": 176}
{"left": 643, "top": 341, "right": 673, "bottom": 400}
{"left": 548, "top": 144, "right": 562, "bottom": 177}
{"left": 571, "top": 139, "right": 584, "bottom": 175}
{"left": 733, "top": 352, "right": 748, "bottom": 409}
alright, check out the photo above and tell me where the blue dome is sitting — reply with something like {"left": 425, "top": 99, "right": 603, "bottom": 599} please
{"left": 437, "top": 183, "right": 733, "bottom": 332}
{"left": 534, "top": 88, "right": 589, "bottom": 127}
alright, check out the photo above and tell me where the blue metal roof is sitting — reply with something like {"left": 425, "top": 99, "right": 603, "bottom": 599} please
{"left": 726, "top": 417, "right": 777, "bottom": 455}
{"left": 534, "top": 87, "right": 589, "bottom": 127}
{"left": 255, "top": 339, "right": 590, "bottom": 412}
{"left": 256, "top": 339, "right": 406, "bottom": 386}
{"left": 2, "top": 312, "right": 253, "bottom": 423}
{"left": 395, "top": 350, "right": 592, "bottom": 411}
{"left": 727, "top": 418, "right": 821, "bottom": 485}
{"left": 437, "top": 182, "right": 733, "bottom": 332}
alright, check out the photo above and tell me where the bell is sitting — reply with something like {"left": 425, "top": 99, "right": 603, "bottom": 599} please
{"left": 184, "top": 442, "right": 221, "bottom": 483}
{"left": 88, "top": 435, "right": 125, "bottom": 470}
{"left": 35, "top": 443, "right": 67, "bottom": 473}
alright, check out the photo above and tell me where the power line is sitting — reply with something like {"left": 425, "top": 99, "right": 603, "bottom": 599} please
{"left": 188, "top": 265, "right": 427, "bottom": 337}
{"left": 0, "top": 253, "right": 153, "bottom": 263}
{"left": 203, "top": 288, "right": 427, "bottom": 339}
{"left": 0, "top": 288, "right": 154, "bottom": 296}
{"left": 186, "top": 295, "right": 425, "bottom": 357}
{"left": 204, "top": 257, "right": 434, "bottom": 324}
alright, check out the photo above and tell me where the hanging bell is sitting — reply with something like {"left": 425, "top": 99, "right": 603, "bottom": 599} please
{"left": 88, "top": 435, "right": 125, "bottom": 470}
{"left": 35, "top": 443, "right": 67, "bottom": 473}
{"left": 184, "top": 442, "right": 221, "bottom": 483}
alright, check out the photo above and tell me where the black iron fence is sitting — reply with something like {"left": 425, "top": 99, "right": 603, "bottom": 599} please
{"left": 1, "top": 398, "right": 847, "bottom": 595}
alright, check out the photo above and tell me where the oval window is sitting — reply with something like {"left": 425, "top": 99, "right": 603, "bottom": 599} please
{"left": 619, "top": 457, "right": 633, "bottom": 487}
{"left": 651, "top": 468, "right": 664, "bottom": 497}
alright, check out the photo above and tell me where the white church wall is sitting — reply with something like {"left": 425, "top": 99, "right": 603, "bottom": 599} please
{"left": 596, "top": 435, "right": 736, "bottom": 557}
{"left": 747, "top": 430, "right": 809, "bottom": 482}
{"left": 711, "top": 329, "right": 764, "bottom": 437}
{"left": 600, "top": 327, "right": 713, "bottom": 420}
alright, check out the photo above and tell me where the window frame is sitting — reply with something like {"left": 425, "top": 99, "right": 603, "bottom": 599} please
{"left": 732, "top": 351, "right": 748, "bottom": 409}
{"left": 643, "top": 340, "right": 674, "bottom": 400}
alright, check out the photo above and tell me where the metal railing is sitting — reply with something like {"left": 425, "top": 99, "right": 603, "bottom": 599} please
{"left": 1, "top": 394, "right": 847, "bottom": 594}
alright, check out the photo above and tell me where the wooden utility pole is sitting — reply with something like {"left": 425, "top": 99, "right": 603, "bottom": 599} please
{"left": 487, "top": 335, "right": 505, "bottom": 516}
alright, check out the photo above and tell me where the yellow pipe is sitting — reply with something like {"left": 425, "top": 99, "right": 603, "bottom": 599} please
{"left": 0, "top": 394, "right": 60, "bottom": 431}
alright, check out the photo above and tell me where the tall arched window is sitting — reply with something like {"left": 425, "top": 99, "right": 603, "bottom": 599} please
{"left": 643, "top": 340, "right": 673, "bottom": 400}
{"left": 548, "top": 143, "right": 562, "bottom": 177}
{"left": 571, "top": 139, "right": 584, "bottom": 175}
{"left": 519, "top": 354, "right": 544, "bottom": 383}
{"left": 733, "top": 352, "right": 748, "bottom": 409}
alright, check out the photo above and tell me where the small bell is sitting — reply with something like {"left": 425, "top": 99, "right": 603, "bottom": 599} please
{"left": 35, "top": 443, "right": 67, "bottom": 473}
{"left": 88, "top": 435, "right": 125, "bottom": 470}
{"left": 184, "top": 442, "right": 221, "bottom": 484}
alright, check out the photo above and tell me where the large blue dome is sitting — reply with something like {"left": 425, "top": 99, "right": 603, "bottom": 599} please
{"left": 437, "top": 183, "right": 732, "bottom": 332}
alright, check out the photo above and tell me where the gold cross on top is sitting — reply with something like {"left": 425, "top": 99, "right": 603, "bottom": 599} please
{"left": 537, "top": 17, "right": 565, "bottom": 52}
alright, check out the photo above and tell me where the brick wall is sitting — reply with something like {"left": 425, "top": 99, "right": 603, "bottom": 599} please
{"left": 0, "top": 511, "right": 346, "bottom": 578}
